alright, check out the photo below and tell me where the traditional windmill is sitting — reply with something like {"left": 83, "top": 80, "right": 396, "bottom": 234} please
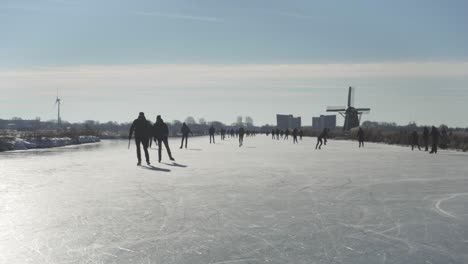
{"left": 326, "top": 87, "right": 370, "bottom": 131}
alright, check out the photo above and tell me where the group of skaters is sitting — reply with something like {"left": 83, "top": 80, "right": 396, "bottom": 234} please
{"left": 129, "top": 112, "right": 446, "bottom": 165}
{"left": 209, "top": 126, "right": 248, "bottom": 147}
{"left": 128, "top": 112, "right": 176, "bottom": 166}
{"left": 409, "top": 126, "right": 443, "bottom": 154}
{"left": 268, "top": 128, "right": 304, "bottom": 144}
{"left": 129, "top": 112, "right": 251, "bottom": 165}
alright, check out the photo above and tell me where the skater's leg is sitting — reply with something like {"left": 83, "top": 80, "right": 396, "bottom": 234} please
{"left": 135, "top": 138, "right": 142, "bottom": 164}
{"left": 143, "top": 139, "right": 150, "bottom": 164}
{"left": 163, "top": 138, "right": 174, "bottom": 160}
{"left": 158, "top": 139, "right": 163, "bottom": 162}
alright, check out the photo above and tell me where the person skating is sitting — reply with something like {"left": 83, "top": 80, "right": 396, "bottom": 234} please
{"left": 129, "top": 112, "right": 151, "bottom": 166}
{"left": 429, "top": 126, "right": 440, "bottom": 154}
{"left": 315, "top": 128, "right": 328, "bottom": 149}
{"left": 411, "top": 130, "right": 421, "bottom": 151}
{"left": 299, "top": 129, "right": 304, "bottom": 140}
{"left": 153, "top": 115, "right": 175, "bottom": 163}
{"left": 209, "top": 125, "right": 216, "bottom": 144}
{"left": 238, "top": 127, "right": 245, "bottom": 147}
{"left": 271, "top": 129, "right": 275, "bottom": 139}
{"left": 180, "top": 122, "right": 193, "bottom": 149}
{"left": 357, "top": 127, "right": 365, "bottom": 148}
{"left": 292, "top": 128, "right": 299, "bottom": 144}
{"left": 276, "top": 129, "right": 280, "bottom": 140}
{"left": 220, "top": 128, "right": 226, "bottom": 140}
{"left": 423, "top": 127, "right": 429, "bottom": 151}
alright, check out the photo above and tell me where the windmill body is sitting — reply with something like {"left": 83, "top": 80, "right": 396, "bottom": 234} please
{"left": 326, "top": 87, "right": 370, "bottom": 131}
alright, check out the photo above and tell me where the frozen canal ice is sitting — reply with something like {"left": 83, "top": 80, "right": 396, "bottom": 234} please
{"left": 1, "top": 136, "right": 467, "bottom": 264}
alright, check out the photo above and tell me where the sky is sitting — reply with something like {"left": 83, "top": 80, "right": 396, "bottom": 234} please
{"left": 1, "top": 0, "right": 467, "bottom": 127}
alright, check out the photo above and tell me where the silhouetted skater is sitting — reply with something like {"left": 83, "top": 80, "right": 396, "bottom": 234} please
{"left": 299, "top": 129, "right": 304, "bottom": 140}
{"left": 429, "top": 126, "right": 440, "bottom": 154}
{"left": 411, "top": 130, "right": 421, "bottom": 151}
{"left": 238, "top": 127, "right": 245, "bottom": 147}
{"left": 276, "top": 129, "right": 280, "bottom": 140}
{"left": 220, "top": 128, "right": 226, "bottom": 140}
{"left": 129, "top": 112, "right": 151, "bottom": 166}
{"left": 180, "top": 122, "right": 193, "bottom": 149}
{"left": 284, "top": 129, "right": 290, "bottom": 140}
{"left": 272, "top": 129, "right": 275, "bottom": 139}
{"left": 315, "top": 128, "right": 328, "bottom": 149}
{"left": 153, "top": 115, "right": 175, "bottom": 163}
{"left": 423, "top": 127, "right": 429, "bottom": 151}
{"left": 357, "top": 127, "right": 365, "bottom": 148}
{"left": 209, "top": 125, "right": 216, "bottom": 144}
{"left": 292, "top": 128, "right": 299, "bottom": 144}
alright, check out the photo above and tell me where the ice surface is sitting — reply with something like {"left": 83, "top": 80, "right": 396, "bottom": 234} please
{"left": 0, "top": 136, "right": 467, "bottom": 264}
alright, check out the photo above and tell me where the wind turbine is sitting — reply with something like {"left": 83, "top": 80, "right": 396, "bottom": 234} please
{"left": 55, "top": 89, "right": 62, "bottom": 127}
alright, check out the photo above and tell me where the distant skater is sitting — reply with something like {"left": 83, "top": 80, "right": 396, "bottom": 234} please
{"left": 220, "top": 128, "right": 226, "bottom": 140}
{"left": 411, "top": 130, "right": 421, "bottom": 151}
{"left": 153, "top": 115, "right": 175, "bottom": 163}
{"left": 284, "top": 129, "right": 290, "bottom": 140}
{"left": 209, "top": 125, "right": 216, "bottom": 144}
{"left": 429, "top": 126, "right": 440, "bottom": 154}
{"left": 292, "top": 128, "right": 299, "bottom": 144}
{"left": 276, "top": 129, "right": 280, "bottom": 140}
{"left": 315, "top": 128, "right": 328, "bottom": 149}
{"left": 180, "top": 122, "right": 193, "bottom": 149}
{"left": 357, "top": 127, "right": 365, "bottom": 148}
{"left": 129, "top": 112, "right": 151, "bottom": 166}
{"left": 299, "top": 129, "right": 304, "bottom": 140}
{"left": 423, "top": 127, "right": 429, "bottom": 151}
{"left": 238, "top": 127, "right": 245, "bottom": 147}
{"left": 272, "top": 129, "right": 275, "bottom": 139}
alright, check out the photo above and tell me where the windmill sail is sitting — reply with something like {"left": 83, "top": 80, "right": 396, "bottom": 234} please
{"left": 347, "top": 86, "right": 355, "bottom": 107}
{"left": 327, "top": 106, "right": 346, "bottom": 112}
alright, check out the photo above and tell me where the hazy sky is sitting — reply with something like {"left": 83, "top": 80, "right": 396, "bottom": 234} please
{"left": 1, "top": 0, "right": 467, "bottom": 127}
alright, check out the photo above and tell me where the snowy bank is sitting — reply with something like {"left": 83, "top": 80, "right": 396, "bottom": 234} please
{"left": 0, "top": 136, "right": 100, "bottom": 151}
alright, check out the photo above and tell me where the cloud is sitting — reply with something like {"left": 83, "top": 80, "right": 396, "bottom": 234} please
{"left": 133, "top": 11, "right": 223, "bottom": 23}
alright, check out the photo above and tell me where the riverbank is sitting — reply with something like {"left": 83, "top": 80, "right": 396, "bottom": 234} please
{"left": 0, "top": 136, "right": 100, "bottom": 151}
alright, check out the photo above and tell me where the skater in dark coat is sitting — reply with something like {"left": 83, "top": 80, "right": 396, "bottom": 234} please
{"left": 429, "top": 126, "right": 440, "bottom": 154}
{"left": 284, "top": 129, "right": 290, "bottom": 140}
{"left": 209, "top": 125, "right": 216, "bottom": 144}
{"left": 238, "top": 127, "right": 245, "bottom": 147}
{"left": 357, "top": 127, "right": 365, "bottom": 148}
{"left": 423, "top": 127, "right": 429, "bottom": 151}
{"left": 272, "top": 129, "right": 275, "bottom": 139}
{"left": 411, "top": 130, "right": 421, "bottom": 151}
{"left": 299, "top": 129, "right": 304, "bottom": 140}
{"left": 315, "top": 128, "right": 328, "bottom": 149}
{"left": 180, "top": 122, "right": 193, "bottom": 149}
{"left": 129, "top": 112, "right": 151, "bottom": 166}
{"left": 276, "top": 129, "right": 280, "bottom": 140}
{"left": 292, "top": 128, "right": 299, "bottom": 144}
{"left": 153, "top": 115, "right": 175, "bottom": 163}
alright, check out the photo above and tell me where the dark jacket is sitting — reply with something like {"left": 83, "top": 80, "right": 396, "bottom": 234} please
{"left": 153, "top": 121, "right": 169, "bottom": 140}
{"left": 181, "top": 124, "right": 192, "bottom": 136}
{"left": 129, "top": 116, "right": 151, "bottom": 139}
{"left": 209, "top": 127, "right": 215, "bottom": 135}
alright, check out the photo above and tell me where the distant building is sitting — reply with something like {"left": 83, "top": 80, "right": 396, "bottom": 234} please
{"left": 312, "top": 115, "right": 336, "bottom": 129}
{"left": 276, "top": 114, "right": 301, "bottom": 130}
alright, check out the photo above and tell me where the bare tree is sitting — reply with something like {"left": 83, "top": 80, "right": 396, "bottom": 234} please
{"left": 245, "top": 116, "right": 254, "bottom": 127}
{"left": 185, "top": 116, "right": 196, "bottom": 124}
{"left": 236, "top": 116, "right": 243, "bottom": 126}
{"left": 198, "top": 118, "right": 207, "bottom": 125}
